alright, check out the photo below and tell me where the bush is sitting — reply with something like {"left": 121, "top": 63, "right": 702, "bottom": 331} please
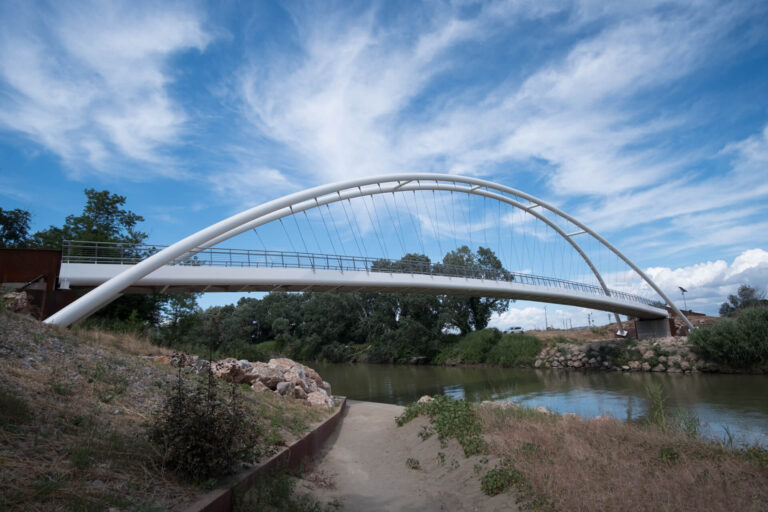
{"left": 690, "top": 307, "right": 768, "bottom": 369}
{"left": 453, "top": 329, "right": 502, "bottom": 364}
{"left": 148, "top": 368, "right": 261, "bottom": 482}
{"left": 396, "top": 395, "right": 487, "bottom": 457}
{"left": 480, "top": 463, "right": 524, "bottom": 496}
{"left": 486, "top": 334, "right": 542, "bottom": 367}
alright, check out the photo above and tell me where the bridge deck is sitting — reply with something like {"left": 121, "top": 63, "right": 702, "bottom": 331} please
{"left": 59, "top": 263, "right": 669, "bottom": 320}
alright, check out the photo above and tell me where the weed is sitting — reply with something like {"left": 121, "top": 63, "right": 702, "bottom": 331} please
{"left": 148, "top": 368, "right": 262, "bottom": 483}
{"left": 69, "top": 443, "right": 94, "bottom": 471}
{"left": 474, "top": 463, "right": 484, "bottom": 475}
{"left": 0, "top": 385, "right": 31, "bottom": 427}
{"left": 396, "top": 395, "right": 487, "bottom": 457}
{"left": 238, "top": 469, "right": 341, "bottom": 512}
{"left": 659, "top": 446, "right": 680, "bottom": 464}
{"left": 418, "top": 425, "right": 434, "bottom": 440}
{"left": 644, "top": 383, "right": 667, "bottom": 429}
{"left": 481, "top": 464, "right": 524, "bottom": 496}
{"left": 406, "top": 457, "right": 420, "bottom": 470}
{"left": 450, "top": 459, "right": 460, "bottom": 470}
{"left": 34, "top": 473, "right": 67, "bottom": 498}
{"left": 436, "top": 452, "right": 446, "bottom": 465}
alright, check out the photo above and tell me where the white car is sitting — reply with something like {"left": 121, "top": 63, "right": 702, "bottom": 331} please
{"left": 507, "top": 326, "right": 524, "bottom": 334}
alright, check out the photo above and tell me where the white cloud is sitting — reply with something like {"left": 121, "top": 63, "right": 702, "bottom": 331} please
{"left": 208, "top": 168, "right": 297, "bottom": 206}
{"left": 0, "top": 0, "right": 209, "bottom": 176}
{"left": 489, "top": 248, "right": 768, "bottom": 330}
{"left": 233, "top": 0, "right": 767, "bottom": 259}
{"left": 607, "top": 248, "right": 768, "bottom": 313}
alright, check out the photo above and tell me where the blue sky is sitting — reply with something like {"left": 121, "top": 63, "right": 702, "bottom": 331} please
{"left": 1, "top": 0, "right": 767, "bottom": 328}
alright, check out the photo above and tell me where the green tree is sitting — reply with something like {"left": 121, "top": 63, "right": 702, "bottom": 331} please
{"left": 30, "top": 188, "right": 146, "bottom": 249}
{"left": 719, "top": 285, "right": 765, "bottom": 317}
{"left": 0, "top": 207, "right": 31, "bottom": 248}
{"left": 438, "top": 246, "right": 511, "bottom": 334}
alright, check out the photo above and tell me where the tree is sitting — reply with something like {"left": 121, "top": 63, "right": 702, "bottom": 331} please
{"left": 719, "top": 285, "right": 765, "bottom": 317}
{"left": 438, "top": 246, "right": 511, "bottom": 334}
{"left": 0, "top": 207, "right": 31, "bottom": 248}
{"left": 30, "top": 188, "right": 146, "bottom": 249}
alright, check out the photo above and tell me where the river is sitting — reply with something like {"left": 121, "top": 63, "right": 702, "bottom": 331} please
{"left": 311, "top": 362, "right": 768, "bottom": 446}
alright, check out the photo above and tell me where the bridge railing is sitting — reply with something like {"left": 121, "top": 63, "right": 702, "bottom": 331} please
{"left": 61, "top": 240, "right": 660, "bottom": 307}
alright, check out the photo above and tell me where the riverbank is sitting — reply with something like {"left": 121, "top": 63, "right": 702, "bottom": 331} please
{"left": 295, "top": 400, "right": 512, "bottom": 511}
{"left": 407, "top": 396, "right": 768, "bottom": 511}
{"left": 0, "top": 312, "right": 335, "bottom": 511}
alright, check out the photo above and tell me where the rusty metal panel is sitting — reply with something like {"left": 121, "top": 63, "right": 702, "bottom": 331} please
{"left": 0, "top": 249, "right": 65, "bottom": 318}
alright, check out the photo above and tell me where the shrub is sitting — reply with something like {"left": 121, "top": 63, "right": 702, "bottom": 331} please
{"left": 453, "top": 328, "right": 502, "bottom": 363}
{"left": 148, "top": 368, "right": 261, "bottom": 482}
{"left": 486, "top": 334, "right": 542, "bottom": 366}
{"left": 396, "top": 395, "right": 487, "bottom": 457}
{"left": 319, "top": 342, "right": 349, "bottom": 363}
{"left": 481, "top": 464, "right": 524, "bottom": 496}
{"left": 690, "top": 307, "right": 768, "bottom": 369}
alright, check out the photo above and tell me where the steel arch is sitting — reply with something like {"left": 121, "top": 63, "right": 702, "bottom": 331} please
{"left": 44, "top": 173, "right": 693, "bottom": 328}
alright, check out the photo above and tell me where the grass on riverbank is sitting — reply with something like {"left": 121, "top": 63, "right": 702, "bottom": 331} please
{"left": 477, "top": 404, "right": 768, "bottom": 511}
{"left": 0, "top": 312, "right": 330, "bottom": 511}
{"left": 396, "top": 393, "right": 768, "bottom": 511}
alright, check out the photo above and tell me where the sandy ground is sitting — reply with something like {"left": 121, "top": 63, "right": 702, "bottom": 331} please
{"left": 296, "top": 400, "right": 516, "bottom": 511}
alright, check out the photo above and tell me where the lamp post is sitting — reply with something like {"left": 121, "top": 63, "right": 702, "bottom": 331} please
{"left": 678, "top": 286, "right": 688, "bottom": 310}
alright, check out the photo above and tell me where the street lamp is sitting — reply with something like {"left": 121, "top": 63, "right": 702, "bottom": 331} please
{"left": 678, "top": 286, "right": 688, "bottom": 310}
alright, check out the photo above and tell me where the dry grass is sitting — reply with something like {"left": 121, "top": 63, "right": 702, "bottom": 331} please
{"left": 72, "top": 325, "right": 174, "bottom": 357}
{"left": 527, "top": 325, "right": 615, "bottom": 344}
{"left": 0, "top": 312, "right": 332, "bottom": 511}
{"left": 477, "top": 406, "right": 768, "bottom": 511}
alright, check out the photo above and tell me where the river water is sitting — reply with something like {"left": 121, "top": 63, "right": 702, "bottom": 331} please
{"left": 311, "top": 362, "right": 768, "bottom": 446}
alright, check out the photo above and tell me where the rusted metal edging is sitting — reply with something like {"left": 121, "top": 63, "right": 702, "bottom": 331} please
{"left": 184, "top": 397, "right": 347, "bottom": 512}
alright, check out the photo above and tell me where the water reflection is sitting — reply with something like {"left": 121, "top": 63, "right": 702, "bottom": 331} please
{"left": 310, "top": 362, "right": 768, "bottom": 445}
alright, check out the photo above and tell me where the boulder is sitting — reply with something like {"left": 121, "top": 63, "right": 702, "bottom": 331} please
{"left": 652, "top": 364, "right": 666, "bottom": 372}
{"left": 417, "top": 395, "right": 434, "bottom": 404}
{"left": 276, "top": 381, "right": 293, "bottom": 396}
{"left": 251, "top": 380, "right": 270, "bottom": 393}
{"left": 321, "top": 381, "right": 333, "bottom": 395}
{"left": 268, "top": 358, "right": 296, "bottom": 371}
{"left": 212, "top": 361, "right": 247, "bottom": 383}
{"left": 294, "top": 386, "right": 308, "bottom": 399}
{"left": 641, "top": 362, "right": 652, "bottom": 371}
{"left": 307, "top": 390, "right": 334, "bottom": 409}
{"left": 2, "top": 291, "right": 31, "bottom": 313}
{"left": 248, "top": 363, "right": 284, "bottom": 389}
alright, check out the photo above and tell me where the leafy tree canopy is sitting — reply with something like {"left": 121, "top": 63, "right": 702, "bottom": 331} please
{"left": 31, "top": 188, "right": 146, "bottom": 249}
{"left": 0, "top": 208, "right": 31, "bottom": 248}
{"left": 719, "top": 285, "right": 766, "bottom": 317}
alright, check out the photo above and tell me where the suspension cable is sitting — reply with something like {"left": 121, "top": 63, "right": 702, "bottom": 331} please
{"left": 430, "top": 188, "right": 444, "bottom": 258}
{"left": 252, "top": 228, "right": 268, "bottom": 251}
{"left": 291, "top": 209, "right": 309, "bottom": 253}
{"left": 326, "top": 204, "right": 348, "bottom": 255}
{"left": 361, "top": 191, "right": 388, "bottom": 258}
{"left": 303, "top": 210, "right": 323, "bottom": 253}
{"left": 315, "top": 204, "right": 338, "bottom": 255}
{"left": 340, "top": 197, "right": 364, "bottom": 257}
{"left": 379, "top": 185, "right": 406, "bottom": 255}
{"left": 279, "top": 218, "right": 297, "bottom": 253}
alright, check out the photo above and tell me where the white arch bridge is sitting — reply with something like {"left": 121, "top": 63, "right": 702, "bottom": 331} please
{"left": 44, "top": 174, "right": 692, "bottom": 330}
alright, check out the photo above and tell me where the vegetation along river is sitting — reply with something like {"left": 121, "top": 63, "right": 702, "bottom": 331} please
{"left": 311, "top": 362, "right": 768, "bottom": 445}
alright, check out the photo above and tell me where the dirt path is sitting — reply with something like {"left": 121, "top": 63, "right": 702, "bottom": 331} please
{"left": 297, "top": 400, "right": 515, "bottom": 511}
